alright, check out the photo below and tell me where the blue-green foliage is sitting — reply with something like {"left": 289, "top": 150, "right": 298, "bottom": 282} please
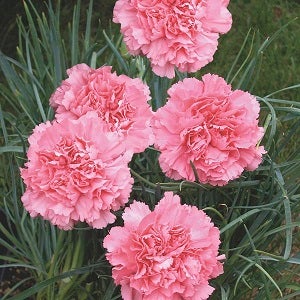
{"left": 0, "top": 1, "right": 299, "bottom": 299}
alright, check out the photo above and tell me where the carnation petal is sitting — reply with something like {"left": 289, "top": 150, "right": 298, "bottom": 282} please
{"left": 123, "top": 200, "right": 152, "bottom": 230}
{"left": 50, "top": 63, "right": 154, "bottom": 155}
{"left": 201, "top": 0, "right": 232, "bottom": 34}
{"left": 192, "top": 283, "right": 215, "bottom": 300}
{"left": 103, "top": 226, "right": 131, "bottom": 252}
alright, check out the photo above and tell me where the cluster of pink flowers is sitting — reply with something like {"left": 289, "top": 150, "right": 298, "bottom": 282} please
{"left": 104, "top": 192, "right": 225, "bottom": 300}
{"left": 19, "top": 0, "right": 268, "bottom": 298}
{"left": 21, "top": 65, "right": 154, "bottom": 229}
{"left": 152, "top": 74, "right": 266, "bottom": 186}
{"left": 50, "top": 64, "right": 154, "bottom": 154}
{"left": 113, "top": 0, "right": 232, "bottom": 78}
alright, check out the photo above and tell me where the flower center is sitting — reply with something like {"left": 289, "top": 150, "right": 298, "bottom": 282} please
{"left": 137, "top": 224, "right": 190, "bottom": 272}
{"left": 140, "top": 0, "right": 203, "bottom": 36}
{"left": 88, "top": 82, "right": 135, "bottom": 131}
{"left": 181, "top": 124, "right": 211, "bottom": 154}
{"left": 39, "top": 137, "right": 102, "bottom": 191}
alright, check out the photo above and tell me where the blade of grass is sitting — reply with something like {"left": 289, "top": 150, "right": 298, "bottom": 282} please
{"left": 103, "top": 30, "right": 129, "bottom": 73}
{"left": 8, "top": 261, "right": 107, "bottom": 300}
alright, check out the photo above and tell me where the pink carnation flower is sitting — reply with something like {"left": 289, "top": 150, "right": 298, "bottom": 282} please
{"left": 104, "top": 192, "right": 224, "bottom": 300}
{"left": 113, "top": 0, "right": 232, "bottom": 78}
{"left": 50, "top": 64, "right": 154, "bottom": 154}
{"left": 152, "top": 74, "right": 266, "bottom": 186}
{"left": 20, "top": 113, "right": 133, "bottom": 230}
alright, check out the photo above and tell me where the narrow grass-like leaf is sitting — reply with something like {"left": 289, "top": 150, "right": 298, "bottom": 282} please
{"left": 25, "top": 33, "right": 47, "bottom": 122}
{"left": 102, "top": 280, "right": 118, "bottom": 300}
{"left": 84, "top": 0, "right": 93, "bottom": 52}
{"left": 0, "top": 263, "right": 40, "bottom": 271}
{"left": 0, "top": 234, "right": 29, "bottom": 260}
{"left": 23, "top": 1, "right": 43, "bottom": 68}
{"left": 277, "top": 291, "right": 300, "bottom": 300}
{"left": 264, "top": 222, "right": 300, "bottom": 236}
{"left": 257, "top": 253, "right": 300, "bottom": 265}
{"left": 0, "top": 146, "right": 24, "bottom": 154}
{"left": 19, "top": 220, "right": 47, "bottom": 274}
{"left": 2, "top": 56, "right": 45, "bottom": 91}
{"left": 1, "top": 277, "right": 35, "bottom": 300}
{"left": 233, "top": 262, "right": 255, "bottom": 295}
{"left": 71, "top": 0, "right": 80, "bottom": 65}
{"left": 47, "top": 0, "right": 64, "bottom": 86}
{"left": 266, "top": 84, "right": 300, "bottom": 98}
{"left": 220, "top": 285, "right": 230, "bottom": 300}
{"left": 0, "top": 221, "right": 28, "bottom": 254}
{"left": 265, "top": 98, "right": 300, "bottom": 107}
{"left": 259, "top": 97, "right": 277, "bottom": 150}
{"left": 282, "top": 195, "right": 293, "bottom": 260}
{"left": 238, "top": 255, "right": 283, "bottom": 298}
{"left": 229, "top": 31, "right": 255, "bottom": 85}
{"left": 220, "top": 209, "right": 260, "bottom": 234}
{"left": 226, "top": 28, "right": 252, "bottom": 82}
{"left": 8, "top": 262, "right": 107, "bottom": 300}
{"left": 256, "top": 264, "right": 283, "bottom": 298}
{"left": 103, "top": 30, "right": 129, "bottom": 73}
{"left": 190, "top": 161, "right": 200, "bottom": 183}
{"left": 0, "top": 53, "right": 36, "bottom": 125}
{"left": 274, "top": 107, "right": 300, "bottom": 115}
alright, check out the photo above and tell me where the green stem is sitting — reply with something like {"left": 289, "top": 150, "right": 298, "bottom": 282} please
{"left": 130, "top": 169, "right": 209, "bottom": 191}
{"left": 46, "top": 230, "right": 66, "bottom": 300}
{"left": 130, "top": 168, "right": 159, "bottom": 188}
{"left": 57, "top": 231, "right": 86, "bottom": 300}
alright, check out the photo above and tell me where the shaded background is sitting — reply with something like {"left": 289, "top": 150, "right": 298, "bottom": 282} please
{"left": 0, "top": 0, "right": 117, "bottom": 57}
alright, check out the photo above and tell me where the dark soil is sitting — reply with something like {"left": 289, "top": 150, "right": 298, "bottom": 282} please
{"left": 0, "top": 267, "right": 35, "bottom": 298}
